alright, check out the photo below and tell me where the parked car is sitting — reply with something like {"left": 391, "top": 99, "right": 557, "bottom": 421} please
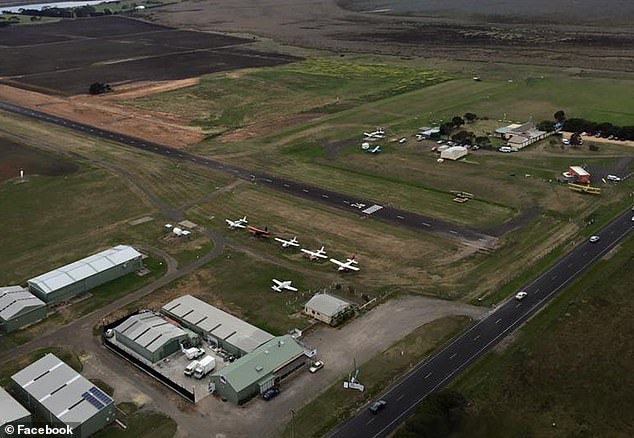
{"left": 515, "top": 291, "right": 528, "bottom": 301}
{"left": 369, "top": 400, "right": 387, "bottom": 414}
{"left": 309, "top": 361, "right": 324, "bottom": 373}
{"left": 104, "top": 329, "right": 114, "bottom": 338}
{"left": 589, "top": 235, "right": 600, "bottom": 243}
{"left": 262, "top": 387, "right": 280, "bottom": 401}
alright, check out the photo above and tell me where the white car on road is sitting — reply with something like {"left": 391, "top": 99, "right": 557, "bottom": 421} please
{"left": 515, "top": 291, "right": 528, "bottom": 301}
{"left": 589, "top": 235, "right": 600, "bottom": 243}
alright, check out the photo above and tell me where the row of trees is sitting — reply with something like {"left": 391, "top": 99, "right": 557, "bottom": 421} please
{"left": 439, "top": 113, "right": 479, "bottom": 136}
{"left": 539, "top": 110, "right": 634, "bottom": 141}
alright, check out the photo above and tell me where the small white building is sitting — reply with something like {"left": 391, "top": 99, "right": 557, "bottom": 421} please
{"left": 303, "top": 293, "right": 353, "bottom": 326}
{"left": 440, "top": 146, "right": 468, "bottom": 160}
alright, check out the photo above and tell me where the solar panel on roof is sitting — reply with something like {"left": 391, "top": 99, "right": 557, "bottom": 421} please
{"left": 82, "top": 391, "right": 104, "bottom": 410}
{"left": 89, "top": 387, "right": 112, "bottom": 405}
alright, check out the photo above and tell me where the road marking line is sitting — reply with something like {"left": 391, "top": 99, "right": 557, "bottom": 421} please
{"left": 322, "top": 194, "right": 329, "bottom": 198}
{"left": 515, "top": 303, "right": 522, "bottom": 308}
{"left": 397, "top": 394, "right": 405, "bottom": 401}
{"left": 283, "top": 184, "right": 290, "bottom": 188}
{"left": 552, "top": 275, "right": 557, "bottom": 280}
{"left": 303, "top": 189, "right": 309, "bottom": 193}
{"left": 397, "top": 215, "right": 405, "bottom": 220}
{"left": 473, "top": 335, "right": 480, "bottom": 341}
{"left": 449, "top": 353, "right": 457, "bottom": 360}
{"left": 422, "top": 222, "right": 431, "bottom": 227}
{"left": 450, "top": 230, "right": 458, "bottom": 234}
{"left": 495, "top": 318, "right": 502, "bottom": 324}
{"left": 366, "top": 418, "right": 375, "bottom": 425}
{"left": 424, "top": 372, "right": 432, "bottom": 379}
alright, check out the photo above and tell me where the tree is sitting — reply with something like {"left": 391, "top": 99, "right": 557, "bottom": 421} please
{"left": 570, "top": 132, "right": 583, "bottom": 147}
{"left": 451, "top": 116, "right": 465, "bottom": 128}
{"left": 554, "top": 110, "right": 566, "bottom": 123}
{"left": 464, "top": 112, "right": 477, "bottom": 123}
{"left": 440, "top": 122, "right": 454, "bottom": 137}
{"left": 451, "top": 130, "right": 474, "bottom": 144}
{"left": 475, "top": 136, "right": 491, "bottom": 147}
{"left": 537, "top": 120, "right": 554, "bottom": 131}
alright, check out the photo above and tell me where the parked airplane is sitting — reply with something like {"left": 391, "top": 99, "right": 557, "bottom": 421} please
{"left": 301, "top": 246, "right": 328, "bottom": 260}
{"left": 363, "top": 128, "right": 385, "bottom": 139}
{"left": 271, "top": 279, "right": 298, "bottom": 292}
{"left": 225, "top": 216, "right": 248, "bottom": 229}
{"left": 366, "top": 145, "right": 382, "bottom": 154}
{"left": 329, "top": 256, "right": 360, "bottom": 272}
{"left": 247, "top": 225, "right": 270, "bottom": 237}
{"left": 274, "top": 236, "right": 300, "bottom": 248}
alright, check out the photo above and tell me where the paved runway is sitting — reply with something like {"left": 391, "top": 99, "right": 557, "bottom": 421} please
{"left": 329, "top": 208, "right": 634, "bottom": 438}
{"left": 0, "top": 100, "right": 495, "bottom": 246}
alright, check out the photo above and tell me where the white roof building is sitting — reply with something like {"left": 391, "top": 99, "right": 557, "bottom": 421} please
{"left": 0, "top": 286, "right": 45, "bottom": 322}
{"left": 0, "top": 386, "right": 30, "bottom": 427}
{"left": 303, "top": 293, "right": 353, "bottom": 326}
{"left": 162, "top": 295, "right": 273, "bottom": 356}
{"left": 440, "top": 146, "right": 468, "bottom": 160}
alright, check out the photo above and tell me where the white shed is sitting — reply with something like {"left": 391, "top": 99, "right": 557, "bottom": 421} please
{"left": 440, "top": 146, "right": 468, "bottom": 161}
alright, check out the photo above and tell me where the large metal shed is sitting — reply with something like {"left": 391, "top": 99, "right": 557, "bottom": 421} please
{"left": 0, "top": 286, "right": 46, "bottom": 333}
{"left": 11, "top": 353, "right": 115, "bottom": 438}
{"left": 27, "top": 245, "right": 143, "bottom": 303}
{"left": 161, "top": 295, "right": 273, "bottom": 357}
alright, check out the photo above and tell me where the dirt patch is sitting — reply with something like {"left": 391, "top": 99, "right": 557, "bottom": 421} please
{"left": 102, "top": 79, "right": 201, "bottom": 100}
{"left": 0, "top": 136, "right": 78, "bottom": 182}
{"left": 218, "top": 113, "right": 321, "bottom": 142}
{"left": 0, "top": 84, "right": 204, "bottom": 148}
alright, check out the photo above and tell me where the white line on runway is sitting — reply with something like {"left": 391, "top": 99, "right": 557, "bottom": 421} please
{"left": 495, "top": 318, "right": 502, "bottom": 324}
{"left": 552, "top": 275, "right": 557, "bottom": 280}
{"left": 515, "top": 303, "right": 522, "bottom": 308}
{"left": 397, "top": 394, "right": 405, "bottom": 401}
{"left": 283, "top": 184, "right": 290, "bottom": 188}
{"left": 424, "top": 372, "right": 432, "bottom": 379}
{"left": 473, "top": 335, "right": 480, "bottom": 341}
{"left": 449, "top": 353, "right": 457, "bottom": 360}
{"left": 422, "top": 222, "right": 431, "bottom": 227}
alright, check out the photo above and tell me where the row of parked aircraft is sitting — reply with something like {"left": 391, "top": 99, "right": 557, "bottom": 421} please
{"left": 225, "top": 215, "right": 361, "bottom": 275}
{"left": 363, "top": 128, "right": 385, "bottom": 141}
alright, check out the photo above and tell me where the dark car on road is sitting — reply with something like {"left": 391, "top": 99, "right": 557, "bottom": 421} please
{"left": 262, "top": 387, "right": 280, "bottom": 401}
{"left": 369, "top": 400, "right": 387, "bottom": 414}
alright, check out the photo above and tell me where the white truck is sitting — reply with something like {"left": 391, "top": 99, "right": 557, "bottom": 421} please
{"left": 184, "top": 360, "right": 200, "bottom": 377}
{"left": 194, "top": 355, "right": 216, "bottom": 379}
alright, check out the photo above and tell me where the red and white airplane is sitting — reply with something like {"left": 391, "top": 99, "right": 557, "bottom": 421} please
{"left": 247, "top": 225, "right": 270, "bottom": 237}
{"left": 329, "top": 255, "right": 360, "bottom": 272}
{"left": 301, "top": 246, "right": 327, "bottom": 261}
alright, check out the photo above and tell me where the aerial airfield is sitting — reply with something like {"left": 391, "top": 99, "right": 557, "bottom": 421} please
{"left": 0, "top": 1, "right": 633, "bottom": 437}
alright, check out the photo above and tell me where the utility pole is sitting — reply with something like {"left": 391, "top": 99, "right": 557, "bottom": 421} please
{"left": 290, "top": 409, "right": 296, "bottom": 438}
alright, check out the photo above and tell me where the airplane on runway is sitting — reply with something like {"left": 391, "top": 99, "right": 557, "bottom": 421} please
{"left": 271, "top": 279, "right": 298, "bottom": 292}
{"left": 225, "top": 216, "right": 248, "bottom": 229}
{"left": 274, "top": 236, "right": 300, "bottom": 248}
{"left": 301, "top": 246, "right": 328, "bottom": 261}
{"left": 366, "top": 145, "right": 382, "bottom": 154}
{"left": 247, "top": 225, "right": 270, "bottom": 237}
{"left": 330, "top": 256, "right": 360, "bottom": 272}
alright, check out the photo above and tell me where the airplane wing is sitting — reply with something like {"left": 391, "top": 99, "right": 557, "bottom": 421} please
{"left": 274, "top": 237, "right": 286, "bottom": 244}
{"left": 329, "top": 258, "right": 345, "bottom": 267}
{"left": 272, "top": 279, "right": 282, "bottom": 286}
{"left": 346, "top": 264, "right": 360, "bottom": 272}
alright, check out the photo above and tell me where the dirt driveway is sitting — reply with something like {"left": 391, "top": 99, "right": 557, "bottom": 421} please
{"left": 80, "top": 294, "right": 486, "bottom": 437}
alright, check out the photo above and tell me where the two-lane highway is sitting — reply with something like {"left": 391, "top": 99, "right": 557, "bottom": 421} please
{"left": 0, "top": 100, "right": 495, "bottom": 246}
{"left": 330, "top": 208, "right": 634, "bottom": 438}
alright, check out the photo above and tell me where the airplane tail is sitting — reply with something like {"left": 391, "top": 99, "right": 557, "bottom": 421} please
{"left": 241, "top": 216, "right": 247, "bottom": 222}
{"left": 319, "top": 246, "right": 325, "bottom": 252}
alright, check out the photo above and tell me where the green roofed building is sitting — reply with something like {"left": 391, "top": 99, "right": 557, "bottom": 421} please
{"left": 211, "top": 335, "right": 307, "bottom": 404}
{"left": 27, "top": 245, "right": 143, "bottom": 304}
{"left": 114, "top": 312, "right": 189, "bottom": 363}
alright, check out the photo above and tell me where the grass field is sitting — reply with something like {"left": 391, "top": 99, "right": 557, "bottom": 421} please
{"left": 281, "top": 316, "right": 471, "bottom": 438}
{"left": 397, "top": 234, "right": 634, "bottom": 437}
{"left": 128, "top": 57, "right": 450, "bottom": 136}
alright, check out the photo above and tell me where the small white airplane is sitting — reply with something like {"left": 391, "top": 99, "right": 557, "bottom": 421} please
{"left": 275, "top": 236, "right": 300, "bottom": 248}
{"left": 363, "top": 129, "right": 385, "bottom": 139}
{"left": 329, "top": 256, "right": 360, "bottom": 272}
{"left": 225, "top": 216, "right": 248, "bottom": 229}
{"left": 301, "top": 246, "right": 328, "bottom": 260}
{"left": 366, "top": 145, "right": 382, "bottom": 154}
{"left": 271, "top": 279, "right": 298, "bottom": 292}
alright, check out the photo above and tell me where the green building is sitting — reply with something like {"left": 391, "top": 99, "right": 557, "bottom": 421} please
{"left": 0, "top": 286, "right": 47, "bottom": 333}
{"left": 211, "top": 335, "right": 307, "bottom": 404}
{"left": 1, "top": 386, "right": 31, "bottom": 437}
{"left": 162, "top": 294, "right": 273, "bottom": 358}
{"left": 114, "top": 312, "right": 189, "bottom": 363}
{"left": 11, "top": 353, "right": 115, "bottom": 438}
{"left": 27, "top": 245, "right": 143, "bottom": 304}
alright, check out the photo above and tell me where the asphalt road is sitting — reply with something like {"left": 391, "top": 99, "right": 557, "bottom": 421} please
{"left": 329, "top": 208, "right": 634, "bottom": 438}
{"left": 0, "top": 100, "right": 495, "bottom": 247}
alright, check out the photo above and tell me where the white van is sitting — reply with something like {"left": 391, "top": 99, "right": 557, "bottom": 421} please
{"left": 498, "top": 146, "right": 512, "bottom": 153}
